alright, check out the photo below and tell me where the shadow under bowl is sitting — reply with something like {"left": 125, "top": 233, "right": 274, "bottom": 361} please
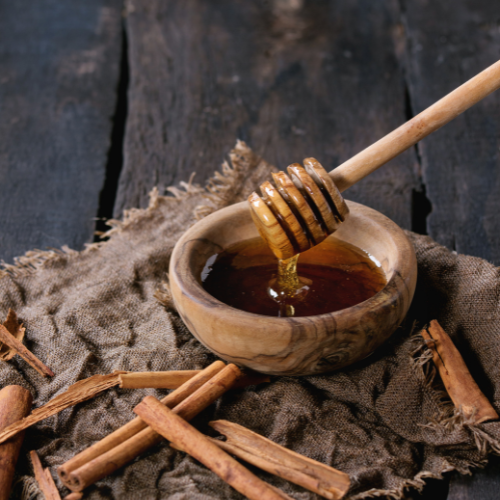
{"left": 169, "top": 200, "right": 417, "bottom": 376}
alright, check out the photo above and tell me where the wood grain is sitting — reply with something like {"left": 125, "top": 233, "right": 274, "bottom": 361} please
{"left": 1, "top": 1, "right": 498, "bottom": 499}
{"left": 330, "top": 59, "right": 500, "bottom": 193}
{"left": 0, "top": 0, "right": 122, "bottom": 263}
{"left": 400, "top": 2, "right": 500, "bottom": 496}
{"left": 447, "top": 459, "right": 500, "bottom": 500}
{"left": 169, "top": 200, "right": 417, "bottom": 375}
{"left": 400, "top": 0, "right": 500, "bottom": 264}
{"left": 252, "top": 49, "right": 500, "bottom": 259}
{"left": 116, "top": 0, "right": 418, "bottom": 229}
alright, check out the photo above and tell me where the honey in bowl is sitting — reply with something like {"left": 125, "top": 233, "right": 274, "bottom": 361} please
{"left": 201, "top": 236, "right": 387, "bottom": 317}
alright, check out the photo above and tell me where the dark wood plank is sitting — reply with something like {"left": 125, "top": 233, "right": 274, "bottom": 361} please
{"left": 116, "top": 0, "right": 420, "bottom": 230}
{"left": 400, "top": 0, "right": 500, "bottom": 264}
{"left": 447, "top": 457, "right": 500, "bottom": 500}
{"left": 0, "top": 0, "right": 123, "bottom": 264}
{"left": 400, "top": 1, "right": 500, "bottom": 498}
{"left": 119, "top": 2, "right": 500, "bottom": 499}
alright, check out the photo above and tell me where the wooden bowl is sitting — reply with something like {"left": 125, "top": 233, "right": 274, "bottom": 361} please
{"left": 169, "top": 200, "right": 417, "bottom": 376}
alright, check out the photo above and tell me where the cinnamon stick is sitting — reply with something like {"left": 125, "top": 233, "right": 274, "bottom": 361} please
{"left": 209, "top": 420, "right": 350, "bottom": 500}
{"left": 119, "top": 370, "right": 200, "bottom": 388}
{"left": 0, "top": 386, "right": 32, "bottom": 500}
{"left": 30, "top": 450, "right": 61, "bottom": 500}
{"left": 60, "top": 362, "right": 242, "bottom": 492}
{"left": 58, "top": 360, "right": 225, "bottom": 480}
{"left": 134, "top": 396, "right": 294, "bottom": 500}
{"left": 0, "top": 372, "right": 125, "bottom": 445}
{"left": 0, "top": 310, "right": 26, "bottom": 361}
{"left": 119, "top": 370, "right": 270, "bottom": 389}
{"left": 422, "top": 320, "right": 499, "bottom": 423}
{"left": 0, "top": 323, "right": 54, "bottom": 377}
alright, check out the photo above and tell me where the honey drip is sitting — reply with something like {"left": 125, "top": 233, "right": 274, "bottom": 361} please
{"left": 202, "top": 237, "right": 387, "bottom": 317}
{"left": 268, "top": 255, "right": 311, "bottom": 317}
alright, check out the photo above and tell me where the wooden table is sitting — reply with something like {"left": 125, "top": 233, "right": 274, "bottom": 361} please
{"left": 1, "top": 1, "right": 499, "bottom": 498}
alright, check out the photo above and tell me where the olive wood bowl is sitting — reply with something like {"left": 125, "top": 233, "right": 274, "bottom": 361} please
{"left": 169, "top": 200, "right": 417, "bottom": 376}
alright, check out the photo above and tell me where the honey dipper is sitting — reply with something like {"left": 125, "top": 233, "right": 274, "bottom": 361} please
{"left": 249, "top": 59, "right": 500, "bottom": 259}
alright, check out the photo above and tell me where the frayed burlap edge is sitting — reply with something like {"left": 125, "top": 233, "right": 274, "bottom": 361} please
{"left": 2, "top": 140, "right": 499, "bottom": 500}
{"left": 0, "top": 140, "right": 262, "bottom": 281}
{"left": 412, "top": 334, "right": 500, "bottom": 456}
{"left": 349, "top": 330, "right": 498, "bottom": 500}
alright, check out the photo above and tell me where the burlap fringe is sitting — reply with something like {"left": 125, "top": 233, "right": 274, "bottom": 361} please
{"left": 100, "top": 178, "right": 204, "bottom": 241}
{"left": 194, "top": 139, "right": 263, "bottom": 219}
{"left": 349, "top": 465, "right": 457, "bottom": 500}
{"left": 410, "top": 330, "right": 500, "bottom": 452}
{"left": 345, "top": 329, "right": 499, "bottom": 500}
{"left": 4, "top": 142, "right": 500, "bottom": 500}
{"left": 154, "top": 276, "right": 176, "bottom": 312}
{"left": 0, "top": 245, "right": 80, "bottom": 279}
{"left": 19, "top": 474, "right": 43, "bottom": 500}
{"left": 409, "top": 331, "right": 456, "bottom": 420}
{"left": 0, "top": 140, "right": 254, "bottom": 281}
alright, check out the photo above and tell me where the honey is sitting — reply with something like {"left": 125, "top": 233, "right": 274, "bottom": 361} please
{"left": 201, "top": 237, "right": 387, "bottom": 317}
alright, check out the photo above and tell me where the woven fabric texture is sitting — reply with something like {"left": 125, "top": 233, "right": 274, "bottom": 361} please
{"left": 1, "top": 141, "right": 499, "bottom": 500}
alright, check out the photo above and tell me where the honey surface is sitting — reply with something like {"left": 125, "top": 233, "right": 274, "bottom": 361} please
{"left": 201, "top": 237, "right": 387, "bottom": 317}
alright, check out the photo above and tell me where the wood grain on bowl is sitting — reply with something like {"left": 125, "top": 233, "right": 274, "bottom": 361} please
{"left": 169, "top": 200, "right": 417, "bottom": 376}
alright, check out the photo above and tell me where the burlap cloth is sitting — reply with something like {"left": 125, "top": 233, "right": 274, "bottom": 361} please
{"left": 1, "top": 141, "right": 500, "bottom": 500}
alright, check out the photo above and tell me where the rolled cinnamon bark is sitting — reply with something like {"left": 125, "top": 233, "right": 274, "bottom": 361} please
{"left": 0, "top": 309, "right": 26, "bottom": 361}
{"left": 0, "top": 324, "right": 54, "bottom": 377}
{"left": 0, "top": 372, "right": 124, "bottom": 445}
{"left": 61, "top": 363, "right": 242, "bottom": 492}
{"left": 422, "top": 320, "right": 499, "bottom": 423}
{"left": 134, "top": 396, "right": 293, "bottom": 500}
{"left": 30, "top": 450, "right": 61, "bottom": 500}
{"left": 209, "top": 420, "right": 350, "bottom": 500}
{"left": 0, "top": 386, "right": 32, "bottom": 500}
{"left": 119, "top": 370, "right": 270, "bottom": 389}
{"left": 58, "top": 360, "right": 225, "bottom": 480}
{"left": 119, "top": 370, "right": 200, "bottom": 388}
{"left": 0, "top": 325, "right": 54, "bottom": 377}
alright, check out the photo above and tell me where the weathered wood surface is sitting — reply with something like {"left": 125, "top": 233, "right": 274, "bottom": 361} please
{"left": 400, "top": 0, "right": 500, "bottom": 264}
{"left": 118, "top": 2, "right": 500, "bottom": 499}
{"left": 400, "top": 1, "right": 500, "bottom": 496}
{"left": 1, "top": 0, "right": 499, "bottom": 498}
{"left": 115, "top": 0, "right": 419, "bottom": 228}
{"left": 0, "top": 0, "right": 122, "bottom": 264}
{"left": 447, "top": 458, "right": 500, "bottom": 500}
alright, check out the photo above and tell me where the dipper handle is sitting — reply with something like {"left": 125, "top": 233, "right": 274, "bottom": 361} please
{"left": 249, "top": 59, "right": 500, "bottom": 260}
{"left": 330, "top": 59, "right": 500, "bottom": 192}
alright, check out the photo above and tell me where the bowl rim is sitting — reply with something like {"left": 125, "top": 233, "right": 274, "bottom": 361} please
{"left": 170, "top": 199, "right": 416, "bottom": 325}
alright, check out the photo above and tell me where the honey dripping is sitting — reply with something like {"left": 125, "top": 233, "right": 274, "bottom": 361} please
{"left": 268, "top": 255, "right": 311, "bottom": 317}
{"left": 202, "top": 237, "right": 387, "bottom": 317}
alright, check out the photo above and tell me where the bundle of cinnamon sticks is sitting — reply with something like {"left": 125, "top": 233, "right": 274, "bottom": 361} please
{"left": 0, "top": 313, "right": 497, "bottom": 499}
{"left": 57, "top": 361, "right": 351, "bottom": 500}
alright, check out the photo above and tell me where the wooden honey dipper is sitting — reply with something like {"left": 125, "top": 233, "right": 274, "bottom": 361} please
{"left": 249, "top": 59, "right": 500, "bottom": 259}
